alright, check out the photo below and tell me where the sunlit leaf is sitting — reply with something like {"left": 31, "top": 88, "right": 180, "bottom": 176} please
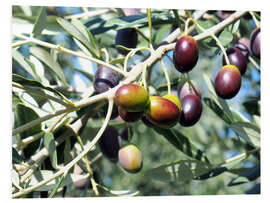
{"left": 145, "top": 159, "right": 212, "bottom": 182}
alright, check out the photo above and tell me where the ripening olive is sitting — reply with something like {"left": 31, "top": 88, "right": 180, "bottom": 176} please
{"left": 162, "top": 94, "right": 182, "bottom": 111}
{"left": 115, "top": 84, "right": 149, "bottom": 112}
{"left": 118, "top": 144, "right": 143, "bottom": 173}
{"left": 214, "top": 65, "right": 242, "bottom": 99}
{"left": 222, "top": 47, "right": 247, "bottom": 75}
{"left": 146, "top": 96, "right": 180, "bottom": 128}
{"left": 179, "top": 94, "right": 202, "bottom": 127}
{"left": 173, "top": 35, "right": 199, "bottom": 73}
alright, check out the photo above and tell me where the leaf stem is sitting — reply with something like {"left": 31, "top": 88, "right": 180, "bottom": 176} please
{"left": 160, "top": 58, "right": 171, "bottom": 94}
{"left": 248, "top": 56, "right": 260, "bottom": 71}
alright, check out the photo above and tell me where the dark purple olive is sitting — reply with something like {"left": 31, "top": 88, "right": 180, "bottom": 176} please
{"left": 222, "top": 47, "right": 247, "bottom": 75}
{"left": 120, "top": 125, "right": 133, "bottom": 141}
{"left": 118, "top": 107, "right": 143, "bottom": 122}
{"left": 179, "top": 94, "right": 202, "bottom": 127}
{"left": 115, "top": 28, "right": 138, "bottom": 55}
{"left": 214, "top": 65, "right": 241, "bottom": 99}
{"left": 173, "top": 35, "right": 198, "bottom": 73}
{"left": 217, "top": 11, "right": 233, "bottom": 20}
{"left": 234, "top": 38, "right": 251, "bottom": 58}
{"left": 98, "top": 126, "right": 121, "bottom": 163}
{"left": 250, "top": 28, "right": 260, "bottom": 59}
{"left": 94, "top": 66, "right": 120, "bottom": 94}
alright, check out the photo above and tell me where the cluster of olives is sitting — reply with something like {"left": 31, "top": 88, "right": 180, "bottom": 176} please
{"left": 92, "top": 13, "right": 260, "bottom": 174}
{"left": 214, "top": 27, "right": 260, "bottom": 99}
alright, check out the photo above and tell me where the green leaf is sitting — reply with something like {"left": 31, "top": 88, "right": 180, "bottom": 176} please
{"left": 12, "top": 74, "right": 73, "bottom": 106}
{"left": 12, "top": 49, "right": 36, "bottom": 79}
{"left": 57, "top": 18, "right": 98, "bottom": 58}
{"left": 14, "top": 103, "right": 41, "bottom": 158}
{"left": 243, "top": 99, "right": 260, "bottom": 116}
{"left": 11, "top": 169, "right": 20, "bottom": 188}
{"left": 231, "top": 20, "right": 240, "bottom": 34}
{"left": 228, "top": 163, "right": 260, "bottom": 186}
{"left": 32, "top": 7, "right": 47, "bottom": 37}
{"left": 84, "top": 11, "right": 174, "bottom": 35}
{"left": 218, "top": 29, "right": 233, "bottom": 46}
{"left": 203, "top": 97, "right": 232, "bottom": 124}
{"left": 29, "top": 47, "right": 68, "bottom": 86}
{"left": 230, "top": 122, "right": 260, "bottom": 147}
{"left": 154, "top": 128, "right": 210, "bottom": 163}
{"left": 145, "top": 159, "right": 212, "bottom": 182}
{"left": 153, "top": 24, "right": 171, "bottom": 45}
{"left": 28, "top": 170, "right": 89, "bottom": 191}
{"left": 44, "top": 132, "right": 58, "bottom": 170}
{"left": 12, "top": 147, "right": 24, "bottom": 164}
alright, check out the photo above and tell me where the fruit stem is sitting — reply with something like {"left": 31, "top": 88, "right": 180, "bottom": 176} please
{"left": 160, "top": 58, "right": 171, "bottom": 94}
{"left": 142, "top": 64, "right": 148, "bottom": 90}
{"left": 147, "top": 8, "right": 153, "bottom": 47}
{"left": 124, "top": 47, "right": 152, "bottom": 72}
{"left": 75, "top": 135, "right": 99, "bottom": 196}
{"left": 186, "top": 73, "right": 193, "bottom": 93}
{"left": 248, "top": 56, "right": 260, "bottom": 71}
{"left": 100, "top": 48, "right": 110, "bottom": 63}
{"left": 210, "top": 34, "right": 230, "bottom": 65}
{"left": 249, "top": 11, "right": 260, "bottom": 28}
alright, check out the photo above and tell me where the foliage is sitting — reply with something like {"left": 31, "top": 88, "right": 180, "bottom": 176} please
{"left": 11, "top": 6, "right": 260, "bottom": 198}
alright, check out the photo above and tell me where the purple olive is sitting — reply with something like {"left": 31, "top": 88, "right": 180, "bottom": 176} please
{"left": 98, "top": 126, "right": 121, "bottom": 163}
{"left": 179, "top": 94, "right": 202, "bottom": 127}
{"left": 115, "top": 28, "right": 138, "bottom": 55}
{"left": 94, "top": 66, "right": 120, "bottom": 93}
{"left": 250, "top": 28, "right": 260, "bottom": 59}
{"left": 222, "top": 47, "right": 247, "bottom": 75}
{"left": 234, "top": 38, "right": 251, "bottom": 58}
{"left": 173, "top": 35, "right": 198, "bottom": 73}
{"left": 214, "top": 65, "right": 241, "bottom": 99}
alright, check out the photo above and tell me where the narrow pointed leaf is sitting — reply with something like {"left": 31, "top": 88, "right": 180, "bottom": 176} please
{"left": 29, "top": 46, "right": 68, "bottom": 86}
{"left": 32, "top": 7, "right": 47, "bottom": 37}
{"left": 44, "top": 132, "right": 58, "bottom": 170}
